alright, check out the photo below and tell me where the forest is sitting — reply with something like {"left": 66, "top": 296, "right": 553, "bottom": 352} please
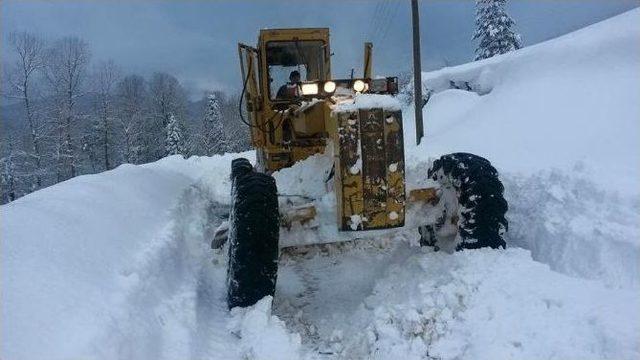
{"left": 1, "top": 32, "right": 251, "bottom": 203}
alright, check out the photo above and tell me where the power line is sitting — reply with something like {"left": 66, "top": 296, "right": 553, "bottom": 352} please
{"left": 367, "top": 0, "right": 385, "bottom": 42}
{"left": 371, "top": 0, "right": 392, "bottom": 44}
{"left": 377, "top": 0, "right": 402, "bottom": 46}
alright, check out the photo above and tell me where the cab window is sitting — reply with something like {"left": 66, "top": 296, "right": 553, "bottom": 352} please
{"left": 266, "top": 40, "right": 325, "bottom": 100}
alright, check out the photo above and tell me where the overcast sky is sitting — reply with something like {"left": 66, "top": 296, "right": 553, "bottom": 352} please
{"left": 2, "top": 0, "right": 638, "bottom": 98}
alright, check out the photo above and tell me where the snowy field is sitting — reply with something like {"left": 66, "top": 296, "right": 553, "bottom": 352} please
{"left": 2, "top": 9, "right": 640, "bottom": 360}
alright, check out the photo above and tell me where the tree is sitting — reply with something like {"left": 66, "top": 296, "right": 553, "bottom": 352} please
{"left": 219, "top": 92, "right": 251, "bottom": 153}
{"left": 115, "top": 74, "right": 147, "bottom": 164}
{"left": 0, "top": 137, "right": 19, "bottom": 203}
{"left": 149, "top": 72, "right": 187, "bottom": 158}
{"left": 165, "top": 114, "right": 187, "bottom": 157}
{"left": 4, "top": 31, "right": 46, "bottom": 189}
{"left": 473, "top": 0, "right": 522, "bottom": 61}
{"left": 91, "top": 60, "right": 121, "bottom": 171}
{"left": 44, "top": 36, "right": 91, "bottom": 181}
{"left": 201, "top": 93, "right": 228, "bottom": 155}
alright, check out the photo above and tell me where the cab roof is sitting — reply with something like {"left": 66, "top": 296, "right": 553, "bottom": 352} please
{"left": 259, "top": 28, "right": 330, "bottom": 43}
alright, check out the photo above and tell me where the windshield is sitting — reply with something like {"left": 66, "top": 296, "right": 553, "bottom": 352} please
{"left": 266, "top": 40, "right": 325, "bottom": 100}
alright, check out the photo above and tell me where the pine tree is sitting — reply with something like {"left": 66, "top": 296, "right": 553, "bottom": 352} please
{"left": 150, "top": 72, "right": 187, "bottom": 160}
{"left": 202, "top": 93, "right": 228, "bottom": 155}
{"left": 165, "top": 113, "right": 187, "bottom": 157}
{"left": 473, "top": 0, "right": 522, "bottom": 61}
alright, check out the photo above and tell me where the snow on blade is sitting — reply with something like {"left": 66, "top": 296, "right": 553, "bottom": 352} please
{"left": 332, "top": 93, "right": 402, "bottom": 113}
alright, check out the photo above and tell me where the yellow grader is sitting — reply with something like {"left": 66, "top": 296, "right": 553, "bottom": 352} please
{"left": 215, "top": 28, "right": 508, "bottom": 309}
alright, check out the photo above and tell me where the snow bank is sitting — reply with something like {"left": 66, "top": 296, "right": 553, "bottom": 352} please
{"left": 328, "top": 248, "right": 639, "bottom": 360}
{"left": 1, "top": 153, "right": 249, "bottom": 360}
{"left": 2, "top": 163, "right": 192, "bottom": 360}
{"left": 408, "top": 8, "right": 640, "bottom": 288}
{"left": 410, "top": 8, "right": 640, "bottom": 197}
{"left": 504, "top": 170, "right": 640, "bottom": 288}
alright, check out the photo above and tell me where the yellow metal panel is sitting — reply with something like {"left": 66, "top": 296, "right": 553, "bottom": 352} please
{"left": 335, "top": 111, "right": 364, "bottom": 230}
{"left": 360, "top": 108, "right": 388, "bottom": 227}
{"left": 252, "top": 28, "right": 332, "bottom": 173}
{"left": 383, "top": 110, "right": 406, "bottom": 227}
{"left": 408, "top": 188, "right": 438, "bottom": 205}
{"left": 333, "top": 108, "right": 406, "bottom": 231}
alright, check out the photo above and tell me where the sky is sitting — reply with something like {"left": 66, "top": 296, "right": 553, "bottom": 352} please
{"left": 2, "top": 0, "right": 638, "bottom": 98}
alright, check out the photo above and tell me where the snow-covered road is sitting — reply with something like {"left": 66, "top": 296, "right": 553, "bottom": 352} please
{"left": 3, "top": 152, "right": 637, "bottom": 359}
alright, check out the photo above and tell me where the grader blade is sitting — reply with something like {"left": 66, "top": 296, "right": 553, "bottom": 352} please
{"left": 334, "top": 108, "right": 405, "bottom": 231}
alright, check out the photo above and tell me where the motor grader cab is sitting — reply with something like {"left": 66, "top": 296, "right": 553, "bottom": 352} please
{"left": 239, "top": 29, "right": 332, "bottom": 172}
{"left": 221, "top": 28, "right": 509, "bottom": 309}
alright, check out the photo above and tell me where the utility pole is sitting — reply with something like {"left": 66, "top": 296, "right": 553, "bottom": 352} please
{"left": 411, "top": 0, "right": 424, "bottom": 145}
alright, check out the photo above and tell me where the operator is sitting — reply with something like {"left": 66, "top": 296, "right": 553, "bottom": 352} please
{"left": 276, "top": 70, "right": 301, "bottom": 99}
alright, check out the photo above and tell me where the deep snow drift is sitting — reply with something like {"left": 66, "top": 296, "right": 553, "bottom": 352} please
{"left": 2, "top": 8, "right": 640, "bottom": 360}
{"left": 411, "top": 8, "right": 640, "bottom": 196}
{"left": 410, "top": 8, "right": 640, "bottom": 289}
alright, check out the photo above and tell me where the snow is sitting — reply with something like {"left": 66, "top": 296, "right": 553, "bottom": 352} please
{"left": 332, "top": 93, "right": 402, "bottom": 113}
{"left": 1, "top": 153, "right": 251, "bottom": 360}
{"left": 300, "top": 246, "right": 639, "bottom": 360}
{"left": 229, "top": 297, "right": 302, "bottom": 360}
{"left": 411, "top": 8, "right": 640, "bottom": 197}
{"left": 407, "top": 7, "right": 640, "bottom": 289}
{"left": 2, "top": 8, "right": 640, "bottom": 360}
{"left": 505, "top": 170, "right": 640, "bottom": 288}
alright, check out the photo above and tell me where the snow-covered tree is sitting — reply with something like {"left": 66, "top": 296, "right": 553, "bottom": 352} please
{"left": 202, "top": 93, "right": 228, "bottom": 155}
{"left": 150, "top": 72, "right": 187, "bottom": 159}
{"left": 165, "top": 114, "right": 187, "bottom": 157}
{"left": 44, "top": 36, "right": 91, "bottom": 181}
{"left": 0, "top": 138, "right": 18, "bottom": 203}
{"left": 473, "top": 0, "right": 522, "bottom": 61}
{"left": 91, "top": 60, "right": 121, "bottom": 171}
{"left": 116, "top": 74, "right": 147, "bottom": 164}
{"left": 4, "top": 31, "right": 46, "bottom": 189}
{"left": 220, "top": 93, "right": 251, "bottom": 153}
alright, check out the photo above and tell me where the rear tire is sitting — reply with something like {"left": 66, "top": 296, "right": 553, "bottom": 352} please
{"left": 226, "top": 158, "right": 279, "bottom": 309}
{"left": 421, "top": 153, "right": 508, "bottom": 250}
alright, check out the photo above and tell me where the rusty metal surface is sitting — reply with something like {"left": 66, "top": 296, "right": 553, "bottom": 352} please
{"left": 280, "top": 204, "right": 317, "bottom": 229}
{"left": 408, "top": 188, "right": 438, "bottom": 205}
{"left": 334, "top": 108, "right": 405, "bottom": 231}
{"left": 361, "top": 108, "right": 390, "bottom": 228}
{"left": 336, "top": 111, "right": 365, "bottom": 230}
{"left": 383, "top": 110, "right": 406, "bottom": 227}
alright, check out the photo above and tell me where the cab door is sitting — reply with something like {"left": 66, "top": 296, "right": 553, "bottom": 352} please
{"left": 238, "top": 43, "right": 263, "bottom": 147}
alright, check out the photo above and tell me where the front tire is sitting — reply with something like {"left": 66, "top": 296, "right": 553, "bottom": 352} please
{"left": 420, "top": 153, "right": 508, "bottom": 250}
{"left": 226, "top": 158, "right": 279, "bottom": 309}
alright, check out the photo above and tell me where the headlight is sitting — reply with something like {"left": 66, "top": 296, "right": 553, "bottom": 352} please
{"left": 352, "top": 79, "right": 366, "bottom": 92}
{"left": 301, "top": 83, "right": 319, "bottom": 95}
{"left": 323, "top": 81, "right": 336, "bottom": 93}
